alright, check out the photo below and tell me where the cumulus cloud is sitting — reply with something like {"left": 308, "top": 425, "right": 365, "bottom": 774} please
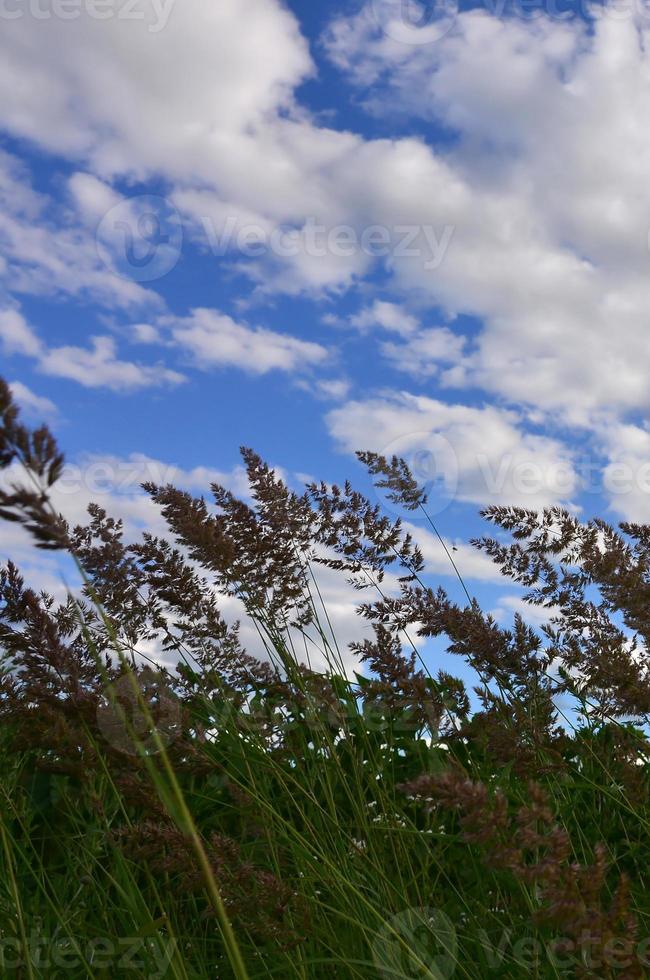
{"left": 597, "top": 422, "right": 650, "bottom": 522}
{"left": 492, "top": 593, "right": 560, "bottom": 628}
{"left": 381, "top": 326, "right": 466, "bottom": 378}
{"left": 2, "top": 0, "right": 650, "bottom": 519}
{"left": 349, "top": 300, "right": 419, "bottom": 336}
{"left": 4, "top": 2, "right": 650, "bottom": 428}
{"left": 402, "top": 521, "right": 505, "bottom": 585}
{"left": 0, "top": 1, "right": 473, "bottom": 299}
{"left": 165, "top": 307, "right": 329, "bottom": 375}
{"left": 0, "top": 450, "right": 374, "bottom": 675}
{"left": 39, "top": 336, "right": 185, "bottom": 391}
{"left": 0, "top": 307, "right": 42, "bottom": 357}
{"left": 314, "top": 378, "right": 352, "bottom": 400}
{"left": 0, "top": 0, "right": 312, "bottom": 178}
{"left": 0, "top": 451, "right": 254, "bottom": 628}
{"left": 0, "top": 150, "right": 158, "bottom": 309}
{"left": 8, "top": 380, "right": 58, "bottom": 419}
{"left": 67, "top": 171, "right": 123, "bottom": 224}
{"left": 322, "top": 10, "right": 650, "bottom": 424}
{"left": 1, "top": 305, "right": 184, "bottom": 391}
{"left": 327, "top": 392, "right": 580, "bottom": 510}
{"left": 1, "top": 299, "right": 328, "bottom": 393}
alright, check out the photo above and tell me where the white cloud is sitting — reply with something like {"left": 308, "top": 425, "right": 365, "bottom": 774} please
{"left": 492, "top": 593, "right": 559, "bottom": 627}
{"left": 1, "top": 2, "right": 650, "bottom": 448}
{"left": 295, "top": 376, "right": 351, "bottom": 400}
{"left": 45, "top": 452, "right": 250, "bottom": 535}
{"left": 0, "top": 150, "right": 158, "bottom": 309}
{"left": 1, "top": 296, "right": 328, "bottom": 395}
{"left": 324, "top": 4, "right": 578, "bottom": 103}
{"left": 1, "top": 305, "right": 184, "bottom": 392}
{"left": 402, "top": 521, "right": 505, "bottom": 584}
{"left": 38, "top": 336, "right": 186, "bottom": 391}
{"left": 131, "top": 322, "right": 164, "bottom": 344}
{"left": 166, "top": 307, "right": 329, "bottom": 375}
{"left": 381, "top": 326, "right": 466, "bottom": 378}
{"left": 0, "top": 307, "right": 42, "bottom": 357}
{"left": 0, "top": 0, "right": 312, "bottom": 177}
{"left": 327, "top": 392, "right": 579, "bottom": 509}
{"left": 8, "top": 380, "right": 58, "bottom": 419}
{"left": 329, "top": 301, "right": 468, "bottom": 381}
{"left": 0, "top": 1, "right": 457, "bottom": 299}
{"left": 0, "top": 3, "right": 630, "bottom": 384}
{"left": 349, "top": 300, "right": 419, "bottom": 336}
{"left": 0, "top": 450, "right": 373, "bottom": 676}
{"left": 321, "top": 10, "right": 650, "bottom": 424}
{"left": 598, "top": 422, "right": 650, "bottom": 522}
{"left": 0, "top": 451, "right": 253, "bottom": 618}
{"left": 314, "top": 378, "right": 351, "bottom": 400}
{"left": 67, "top": 171, "right": 122, "bottom": 224}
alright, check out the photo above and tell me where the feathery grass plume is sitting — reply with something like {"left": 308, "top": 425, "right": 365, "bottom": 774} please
{"left": 357, "top": 447, "right": 473, "bottom": 603}
{"left": 0, "top": 378, "right": 67, "bottom": 549}
{"left": 144, "top": 447, "right": 318, "bottom": 631}
{"left": 0, "top": 561, "right": 110, "bottom": 774}
{"left": 476, "top": 505, "right": 650, "bottom": 722}
{"left": 113, "top": 818, "right": 307, "bottom": 948}
{"left": 356, "top": 451, "right": 429, "bottom": 511}
{"left": 401, "top": 769, "right": 642, "bottom": 978}
{"left": 0, "top": 380, "right": 252, "bottom": 978}
{"left": 307, "top": 476, "right": 424, "bottom": 585}
{"left": 4, "top": 373, "right": 650, "bottom": 975}
{"left": 351, "top": 624, "right": 469, "bottom": 737}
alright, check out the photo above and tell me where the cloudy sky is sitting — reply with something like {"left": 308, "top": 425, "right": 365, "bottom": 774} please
{"left": 2, "top": 0, "right": 650, "bottom": 663}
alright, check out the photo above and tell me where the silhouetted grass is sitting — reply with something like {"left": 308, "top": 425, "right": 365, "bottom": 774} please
{"left": 1, "top": 376, "right": 649, "bottom": 978}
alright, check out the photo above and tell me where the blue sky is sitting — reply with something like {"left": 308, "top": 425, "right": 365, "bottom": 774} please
{"left": 2, "top": 0, "right": 650, "bottom": 675}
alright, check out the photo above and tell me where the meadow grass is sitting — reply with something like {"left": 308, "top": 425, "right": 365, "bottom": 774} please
{"left": 1, "top": 376, "right": 649, "bottom": 978}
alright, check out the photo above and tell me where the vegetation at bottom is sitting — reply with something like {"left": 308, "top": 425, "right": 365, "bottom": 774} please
{"left": 1, "top": 375, "right": 650, "bottom": 978}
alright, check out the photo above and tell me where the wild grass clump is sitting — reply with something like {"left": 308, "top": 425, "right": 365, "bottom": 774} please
{"left": 1, "top": 374, "right": 650, "bottom": 978}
